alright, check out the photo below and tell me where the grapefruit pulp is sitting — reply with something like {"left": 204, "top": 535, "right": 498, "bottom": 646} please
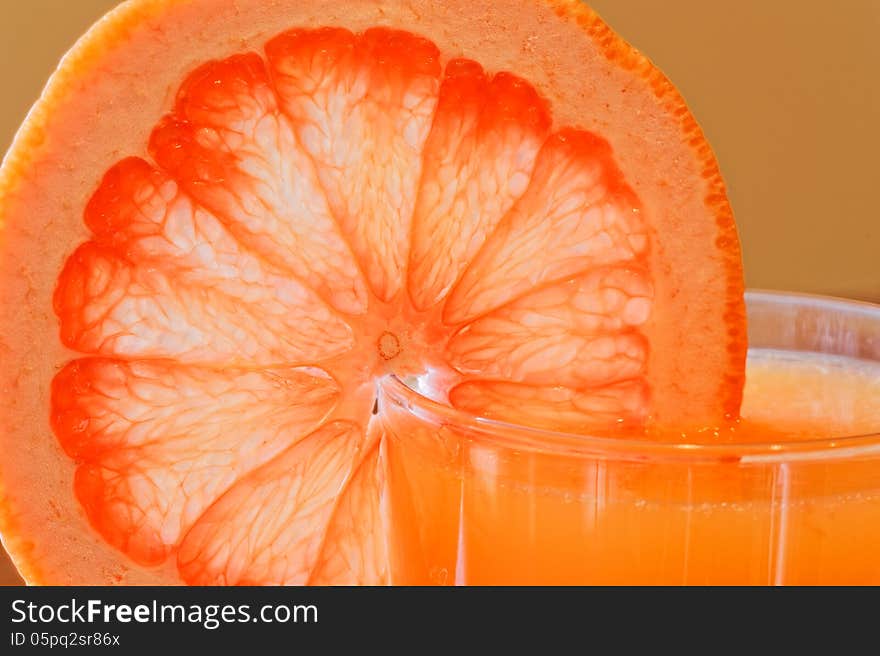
{"left": 0, "top": 0, "right": 745, "bottom": 584}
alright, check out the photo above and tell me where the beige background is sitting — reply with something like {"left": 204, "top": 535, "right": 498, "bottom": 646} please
{"left": 0, "top": 0, "right": 877, "bottom": 584}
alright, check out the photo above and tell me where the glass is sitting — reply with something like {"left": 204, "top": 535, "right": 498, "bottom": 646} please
{"left": 378, "top": 291, "right": 880, "bottom": 585}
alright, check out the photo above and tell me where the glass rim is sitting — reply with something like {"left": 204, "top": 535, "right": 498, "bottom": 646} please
{"left": 378, "top": 289, "right": 880, "bottom": 464}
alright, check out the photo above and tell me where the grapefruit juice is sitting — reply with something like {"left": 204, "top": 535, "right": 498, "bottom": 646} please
{"left": 381, "top": 292, "right": 880, "bottom": 584}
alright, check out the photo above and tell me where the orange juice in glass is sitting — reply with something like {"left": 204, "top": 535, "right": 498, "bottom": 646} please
{"left": 380, "top": 291, "right": 880, "bottom": 585}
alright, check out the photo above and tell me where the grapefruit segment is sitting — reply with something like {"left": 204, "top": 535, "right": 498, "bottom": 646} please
{"left": 265, "top": 27, "right": 441, "bottom": 302}
{"left": 408, "top": 60, "right": 551, "bottom": 310}
{"left": 310, "top": 441, "right": 388, "bottom": 585}
{"left": 447, "top": 268, "right": 651, "bottom": 393}
{"left": 51, "top": 359, "right": 339, "bottom": 565}
{"left": 147, "top": 54, "right": 367, "bottom": 315}
{"left": 177, "top": 421, "right": 366, "bottom": 585}
{"left": 443, "top": 129, "right": 647, "bottom": 325}
{"left": 54, "top": 241, "right": 350, "bottom": 365}
{"left": 85, "top": 158, "right": 340, "bottom": 317}
{"left": 450, "top": 379, "right": 649, "bottom": 431}
{"left": 57, "top": 157, "right": 353, "bottom": 365}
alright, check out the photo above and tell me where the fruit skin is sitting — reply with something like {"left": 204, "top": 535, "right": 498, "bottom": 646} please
{"left": 0, "top": 0, "right": 745, "bottom": 584}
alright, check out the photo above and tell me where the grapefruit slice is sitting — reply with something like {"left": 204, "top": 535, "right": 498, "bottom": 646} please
{"left": 0, "top": 0, "right": 745, "bottom": 584}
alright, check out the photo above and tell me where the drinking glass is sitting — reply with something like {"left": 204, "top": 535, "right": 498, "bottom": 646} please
{"left": 379, "top": 291, "right": 880, "bottom": 584}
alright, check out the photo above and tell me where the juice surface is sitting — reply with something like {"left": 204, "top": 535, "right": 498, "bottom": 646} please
{"left": 383, "top": 350, "right": 880, "bottom": 584}
{"left": 740, "top": 349, "right": 880, "bottom": 440}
